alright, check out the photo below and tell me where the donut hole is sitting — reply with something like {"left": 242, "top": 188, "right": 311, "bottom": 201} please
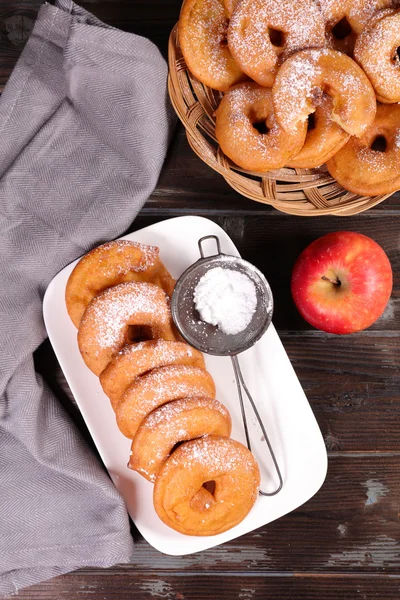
{"left": 307, "top": 112, "right": 317, "bottom": 131}
{"left": 268, "top": 27, "right": 284, "bottom": 48}
{"left": 392, "top": 47, "right": 400, "bottom": 64}
{"left": 219, "top": 19, "right": 229, "bottom": 47}
{"left": 370, "top": 135, "right": 387, "bottom": 152}
{"left": 127, "top": 325, "right": 154, "bottom": 343}
{"left": 252, "top": 120, "right": 269, "bottom": 135}
{"left": 203, "top": 480, "right": 216, "bottom": 496}
{"left": 332, "top": 17, "right": 352, "bottom": 40}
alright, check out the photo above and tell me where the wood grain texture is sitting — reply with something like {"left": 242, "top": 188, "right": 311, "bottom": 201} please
{"left": 129, "top": 214, "right": 399, "bottom": 332}
{"left": 8, "top": 573, "right": 400, "bottom": 600}
{"left": 1, "top": 1, "right": 400, "bottom": 599}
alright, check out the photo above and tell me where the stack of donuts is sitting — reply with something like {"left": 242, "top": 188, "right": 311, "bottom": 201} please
{"left": 179, "top": 0, "right": 400, "bottom": 196}
{"left": 65, "top": 239, "right": 260, "bottom": 536}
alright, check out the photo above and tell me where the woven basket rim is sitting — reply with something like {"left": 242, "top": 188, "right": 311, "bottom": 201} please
{"left": 168, "top": 23, "right": 394, "bottom": 217}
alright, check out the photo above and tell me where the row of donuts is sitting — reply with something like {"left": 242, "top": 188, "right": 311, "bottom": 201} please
{"left": 65, "top": 239, "right": 261, "bottom": 536}
{"left": 179, "top": 0, "right": 400, "bottom": 196}
{"left": 180, "top": 0, "right": 400, "bottom": 97}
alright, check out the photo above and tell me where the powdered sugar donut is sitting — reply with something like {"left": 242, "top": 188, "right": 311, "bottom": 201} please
{"left": 77, "top": 282, "right": 178, "bottom": 376}
{"left": 272, "top": 48, "right": 376, "bottom": 138}
{"left": 179, "top": 0, "right": 246, "bottom": 91}
{"left": 100, "top": 340, "right": 205, "bottom": 409}
{"left": 223, "top": 0, "right": 239, "bottom": 17}
{"left": 129, "top": 397, "right": 232, "bottom": 482}
{"left": 116, "top": 365, "right": 216, "bottom": 438}
{"left": 317, "top": 0, "right": 393, "bottom": 55}
{"left": 327, "top": 103, "right": 400, "bottom": 195}
{"left": 66, "top": 240, "right": 175, "bottom": 328}
{"left": 228, "top": 0, "right": 326, "bottom": 87}
{"left": 215, "top": 82, "right": 307, "bottom": 172}
{"left": 153, "top": 436, "right": 260, "bottom": 536}
{"left": 286, "top": 94, "right": 350, "bottom": 168}
{"left": 354, "top": 9, "right": 400, "bottom": 103}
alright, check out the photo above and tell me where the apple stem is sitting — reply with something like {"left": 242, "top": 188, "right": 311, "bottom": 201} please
{"left": 321, "top": 275, "right": 341, "bottom": 286}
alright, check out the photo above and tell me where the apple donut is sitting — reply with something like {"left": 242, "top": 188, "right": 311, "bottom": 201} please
{"left": 354, "top": 9, "right": 400, "bottom": 103}
{"left": 116, "top": 365, "right": 216, "bottom": 438}
{"left": 223, "top": 0, "right": 239, "bottom": 17}
{"left": 317, "top": 0, "right": 393, "bottom": 55}
{"left": 66, "top": 240, "right": 175, "bottom": 328}
{"left": 228, "top": 0, "right": 326, "bottom": 87}
{"left": 326, "top": 103, "right": 400, "bottom": 196}
{"left": 179, "top": 0, "right": 246, "bottom": 91}
{"left": 100, "top": 340, "right": 205, "bottom": 409}
{"left": 286, "top": 94, "right": 350, "bottom": 169}
{"left": 272, "top": 48, "right": 376, "bottom": 138}
{"left": 129, "top": 397, "right": 232, "bottom": 482}
{"left": 77, "top": 282, "right": 178, "bottom": 376}
{"left": 215, "top": 82, "right": 307, "bottom": 172}
{"left": 153, "top": 436, "right": 260, "bottom": 536}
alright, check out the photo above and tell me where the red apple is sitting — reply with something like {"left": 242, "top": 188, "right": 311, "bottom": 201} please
{"left": 291, "top": 232, "right": 392, "bottom": 334}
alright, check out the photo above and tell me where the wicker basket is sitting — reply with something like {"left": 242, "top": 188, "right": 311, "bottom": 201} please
{"left": 168, "top": 24, "right": 393, "bottom": 217}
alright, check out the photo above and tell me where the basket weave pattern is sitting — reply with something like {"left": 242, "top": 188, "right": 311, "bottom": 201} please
{"left": 168, "top": 24, "right": 393, "bottom": 217}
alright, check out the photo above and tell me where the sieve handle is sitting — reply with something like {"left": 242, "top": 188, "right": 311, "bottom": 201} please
{"left": 198, "top": 235, "right": 222, "bottom": 259}
{"left": 231, "top": 355, "right": 283, "bottom": 497}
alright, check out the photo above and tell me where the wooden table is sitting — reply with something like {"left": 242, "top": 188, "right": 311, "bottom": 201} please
{"left": 1, "top": 1, "right": 399, "bottom": 598}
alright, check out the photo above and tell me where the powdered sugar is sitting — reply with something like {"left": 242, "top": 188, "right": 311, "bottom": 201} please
{"left": 194, "top": 267, "right": 257, "bottom": 335}
{"left": 85, "top": 282, "right": 171, "bottom": 351}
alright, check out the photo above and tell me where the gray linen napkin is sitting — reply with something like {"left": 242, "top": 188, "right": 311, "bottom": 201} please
{"left": 0, "top": 0, "right": 175, "bottom": 595}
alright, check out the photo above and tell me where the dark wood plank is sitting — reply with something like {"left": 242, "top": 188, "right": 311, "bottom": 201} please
{"left": 150, "top": 128, "right": 400, "bottom": 211}
{"left": 128, "top": 214, "right": 399, "bottom": 332}
{"left": 36, "top": 332, "right": 400, "bottom": 451}
{"left": 7, "top": 572, "right": 400, "bottom": 600}
{"left": 101, "top": 456, "right": 400, "bottom": 574}
{"left": 281, "top": 335, "right": 400, "bottom": 451}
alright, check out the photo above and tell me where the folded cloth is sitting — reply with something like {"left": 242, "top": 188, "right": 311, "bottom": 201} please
{"left": 0, "top": 0, "right": 175, "bottom": 595}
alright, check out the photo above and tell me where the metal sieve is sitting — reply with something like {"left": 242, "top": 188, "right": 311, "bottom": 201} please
{"left": 171, "top": 235, "right": 283, "bottom": 496}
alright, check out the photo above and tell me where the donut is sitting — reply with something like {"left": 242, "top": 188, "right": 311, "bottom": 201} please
{"left": 153, "top": 436, "right": 260, "bottom": 536}
{"left": 100, "top": 340, "right": 205, "bottom": 410}
{"left": 66, "top": 240, "right": 175, "bottom": 328}
{"left": 228, "top": 0, "right": 326, "bottom": 87}
{"left": 223, "top": 0, "right": 239, "bottom": 17}
{"left": 77, "top": 282, "right": 178, "bottom": 376}
{"left": 272, "top": 49, "right": 376, "bottom": 138}
{"left": 326, "top": 103, "right": 400, "bottom": 196}
{"left": 286, "top": 94, "right": 350, "bottom": 168}
{"left": 354, "top": 9, "right": 400, "bottom": 103}
{"left": 317, "top": 0, "right": 393, "bottom": 55}
{"left": 215, "top": 82, "right": 307, "bottom": 172}
{"left": 129, "top": 397, "right": 232, "bottom": 482}
{"left": 348, "top": 0, "right": 395, "bottom": 33}
{"left": 179, "top": 0, "right": 246, "bottom": 91}
{"left": 116, "top": 365, "right": 216, "bottom": 438}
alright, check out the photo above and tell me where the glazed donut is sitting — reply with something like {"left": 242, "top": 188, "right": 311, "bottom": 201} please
{"left": 327, "top": 103, "right": 400, "bottom": 196}
{"left": 228, "top": 0, "right": 326, "bottom": 87}
{"left": 317, "top": 0, "right": 393, "bottom": 55}
{"left": 100, "top": 340, "right": 205, "bottom": 410}
{"left": 129, "top": 397, "right": 232, "bottom": 482}
{"left": 354, "top": 10, "right": 400, "bottom": 103}
{"left": 116, "top": 365, "right": 216, "bottom": 438}
{"left": 179, "top": 0, "right": 246, "bottom": 91}
{"left": 272, "top": 49, "right": 376, "bottom": 138}
{"left": 286, "top": 94, "right": 350, "bottom": 168}
{"left": 153, "top": 436, "right": 260, "bottom": 536}
{"left": 66, "top": 240, "right": 175, "bottom": 328}
{"left": 215, "top": 82, "right": 307, "bottom": 172}
{"left": 77, "top": 282, "right": 177, "bottom": 376}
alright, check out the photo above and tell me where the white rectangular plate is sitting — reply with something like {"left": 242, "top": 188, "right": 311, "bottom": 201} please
{"left": 43, "top": 215, "right": 327, "bottom": 555}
